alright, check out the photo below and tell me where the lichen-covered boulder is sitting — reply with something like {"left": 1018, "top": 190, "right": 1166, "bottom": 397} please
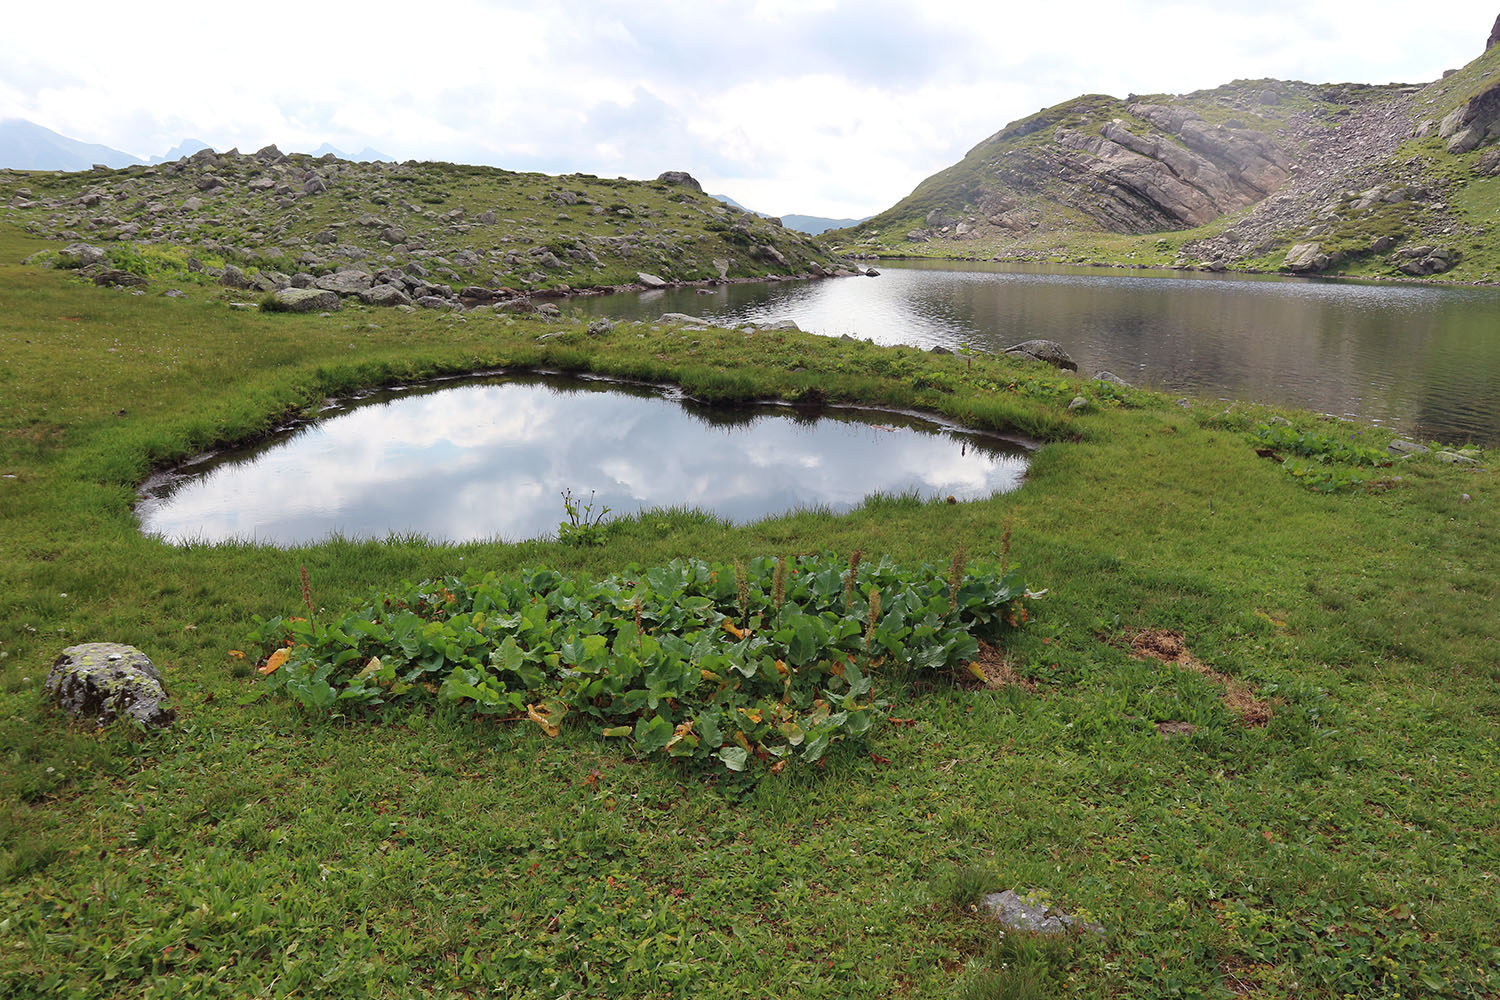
{"left": 267, "top": 287, "right": 340, "bottom": 313}
{"left": 45, "top": 643, "right": 174, "bottom": 728}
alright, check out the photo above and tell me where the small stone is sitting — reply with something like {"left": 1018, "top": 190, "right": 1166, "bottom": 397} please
{"left": 1067, "top": 396, "right": 1089, "bottom": 411}
{"left": 586, "top": 318, "right": 615, "bottom": 336}
{"left": 1438, "top": 451, "right": 1478, "bottom": 465}
{"left": 982, "top": 889, "right": 1103, "bottom": 936}
{"left": 1387, "top": 438, "right": 1429, "bottom": 457}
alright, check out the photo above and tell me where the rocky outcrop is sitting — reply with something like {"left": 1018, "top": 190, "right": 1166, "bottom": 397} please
{"left": 1004, "top": 339, "right": 1078, "bottom": 370}
{"left": 1052, "top": 109, "right": 1290, "bottom": 231}
{"left": 656, "top": 171, "right": 702, "bottom": 192}
{"left": 1489, "top": 13, "right": 1500, "bottom": 50}
{"left": 46, "top": 643, "right": 174, "bottom": 728}
{"left": 1439, "top": 82, "right": 1500, "bottom": 153}
{"left": 1284, "top": 242, "right": 1333, "bottom": 273}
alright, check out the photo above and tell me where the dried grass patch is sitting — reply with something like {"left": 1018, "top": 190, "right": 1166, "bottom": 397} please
{"left": 961, "top": 640, "right": 1037, "bottom": 691}
{"left": 1129, "top": 628, "right": 1271, "bottom": 727}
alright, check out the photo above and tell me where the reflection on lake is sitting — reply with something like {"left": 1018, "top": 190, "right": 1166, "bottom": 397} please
{"left": 571, "top": 261, "right": 1500, "bottom": 445}
{"left": 136, "top": 375, "right": 1029, "bottom": 546}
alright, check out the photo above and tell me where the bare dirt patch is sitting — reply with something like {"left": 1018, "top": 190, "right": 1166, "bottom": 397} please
{"left": 1129, "top": 628, "right": 1272, "bottom": 727}
{"left": 962, "top": 640, "right": 1037, "bottom": 691}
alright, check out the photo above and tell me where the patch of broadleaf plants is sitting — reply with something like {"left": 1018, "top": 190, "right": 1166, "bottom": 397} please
{"left": 246, "top": 553, "right": 1030, "bottom": 774}
{"left": 1249, "top": 421, "right": 1392, "bottom": 492}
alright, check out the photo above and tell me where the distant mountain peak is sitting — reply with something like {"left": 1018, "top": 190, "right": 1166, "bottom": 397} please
{"left": 0, "top": 118, "right": 142, "bottom": 171}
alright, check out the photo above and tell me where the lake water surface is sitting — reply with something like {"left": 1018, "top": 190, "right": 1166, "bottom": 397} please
{"left": 137, "top": 374, "right": 1029, "bottom": 545}
{"left": 572, "top": 261, "right": 1500, "bottom": 446}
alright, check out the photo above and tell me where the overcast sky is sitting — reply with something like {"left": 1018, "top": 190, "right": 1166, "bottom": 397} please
{"left": 3, "top": 2, "right": 1496, "bottom": 216}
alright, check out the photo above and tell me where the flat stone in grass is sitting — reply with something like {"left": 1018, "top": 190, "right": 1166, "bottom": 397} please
{"left": 45, "top": 643, "right": 174, "bottom": 729}
{"left": 267, "top": 287, "right": 340, "bottom": 313}
{"left": 982, "top": 889, "right": 1103, "bottom": 935}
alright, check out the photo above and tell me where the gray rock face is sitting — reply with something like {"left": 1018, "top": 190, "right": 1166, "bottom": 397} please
{"left": 61, "top": 242, "right": 106, "bottom": 266}
{"left": 1388, "top": 438, "right": 1430, "bottom": 456}
{"left": 358, "top": 283, "right": 414, "bottom": 307}
{"left": 221, "top": 264, "right": 253, "bottom": 289}
{"left": 754, "top": 244, "right": 789, "bottom": 267}
{"left": 656, "top": 170, "right": 702, "bottom": 192}
{"left": 1284, "top": 242, "right": 1332, "bottom": 273}
{"left": 1004, "top": 339, "right": 1078, "bottom": 370}
{"left": 268, "top": 287, "right": 340, "bottom": 313}
{"left": 313, "top": 270, "right": 374, "bottom": 295}
{"left": 1439, "top": 82, "right": 1500, "bottom": 154}
{"left": 637, "top": 271, "right": 668, "bottom": 288}
{"left": 1052, "top": 105, "right": 1289, "bottom": 230}
{"left": 46, "top": 643, "right": 174, "bottom": 729}
{"left": 982, "top": 890, "right": 1103, "bottom": 936}
{"left": 1393, "top": 245, "right": 1459, "bottom": 277}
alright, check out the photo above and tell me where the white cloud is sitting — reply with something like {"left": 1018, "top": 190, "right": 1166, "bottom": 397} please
{"left": 3, "top": 1, "right": 1497, "bottom": 215}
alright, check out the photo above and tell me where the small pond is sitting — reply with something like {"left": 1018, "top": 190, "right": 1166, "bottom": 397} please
{"left": 136, "top": 374, "right": 1030, "bottom": 546}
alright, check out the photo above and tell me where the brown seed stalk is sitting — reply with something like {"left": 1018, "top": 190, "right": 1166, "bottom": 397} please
{"left": 948, "top": 543, "right": 968, "bottom": 613}
{"left": 299, "top": 564, "right": 314, "bottom": 617}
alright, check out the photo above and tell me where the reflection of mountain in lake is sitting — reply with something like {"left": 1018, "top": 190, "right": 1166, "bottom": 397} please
{"left": 572, "top": 261, "right": 1500, "bottom": 445}
{"left": 138, "top": 375, "right": 1029, "bottom": 546}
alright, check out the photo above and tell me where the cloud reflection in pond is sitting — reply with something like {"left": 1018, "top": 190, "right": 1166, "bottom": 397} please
{"left": 137, "top": 375, "right": 1029, "bottom": 546}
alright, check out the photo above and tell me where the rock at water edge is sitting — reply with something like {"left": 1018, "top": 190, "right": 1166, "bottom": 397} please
{"left": 1004, "top": 339, "right": 1078, "bottom": 371}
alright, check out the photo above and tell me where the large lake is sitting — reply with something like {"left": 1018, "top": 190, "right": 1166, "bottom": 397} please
{"left": 137, "top": 375, "right": 1029, "bottom": 546}
{"left": 572, "top": 261, "right": 1500, "bottom": 446}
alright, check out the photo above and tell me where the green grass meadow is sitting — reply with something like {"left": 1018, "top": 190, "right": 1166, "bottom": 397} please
{"left": 1, "top": 225, "right": 1497, "bottom": 998}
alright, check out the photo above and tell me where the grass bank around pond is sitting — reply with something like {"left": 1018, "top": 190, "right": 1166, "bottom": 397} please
{"left": 1, "top": 222, "right": 1497, "bottom": 999}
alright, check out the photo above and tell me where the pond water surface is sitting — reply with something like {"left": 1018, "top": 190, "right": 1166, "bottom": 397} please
{"left": 571, "top": 260, "right": 1500, "bottom": 446}
{"left": 136, "top": 374, "right": 1029, "bottom": 546}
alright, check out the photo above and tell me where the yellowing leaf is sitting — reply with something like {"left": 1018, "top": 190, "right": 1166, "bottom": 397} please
{"left": 775, "top": 659, "right": 789, "bottom": 677}
{"left": 722, "top": 619, "right": 749, "bottom": 640}
{"left": 738, "top": 707, "right": 763, "bottom": 724}
{"left": 527, "top": 703, "right": 560, "bottom": 738}
{"left": 965, "top": 661, "right": 987, "bottom": 682}
{"left": 355, "top": 656, "right": 382, "bottom": 681}
{"left": 258, "top": 648, "right": 289, "bottom": 675}
{"left": 734, "top": 731, "right": 753, "bottom": 753}
{"left": 227, "top": 649, "right": 245, "bottom": 660}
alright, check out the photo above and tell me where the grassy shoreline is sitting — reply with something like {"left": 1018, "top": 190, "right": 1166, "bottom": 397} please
{"left": 2, "top": 223, "right": 1497, "bottom": 998}
{"left": 842, "top": 249, "right": 1500, "bottom": 289}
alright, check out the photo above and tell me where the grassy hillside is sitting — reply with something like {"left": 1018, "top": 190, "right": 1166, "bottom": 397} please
{"left": 837, "top": 41, "right": 1500, "bottom": 284}
{"left": 1, "top": 223, "right": 1497, "bottom": 998}
{"left": 0, "top": 154, "right": 845, "bottom": 298}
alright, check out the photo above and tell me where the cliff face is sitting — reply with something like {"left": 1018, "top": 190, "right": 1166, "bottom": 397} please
{"left": 843, "top": 14, "right": 1500, "bottom": 282}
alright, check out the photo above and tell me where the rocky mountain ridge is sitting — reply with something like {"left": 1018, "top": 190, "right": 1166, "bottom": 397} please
{"left": 842, "top": 17, "right": 1500, "bottom": 283}
{"left": 0, "top": 147, "right": 854, "bottom": 310}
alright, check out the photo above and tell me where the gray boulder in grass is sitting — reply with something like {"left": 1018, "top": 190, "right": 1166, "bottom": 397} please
{"left": 1004, "top": 339, "right": 1078, "bottom": 371}
{"left": 45, "top": 643, "right": 175, "bottom": 728}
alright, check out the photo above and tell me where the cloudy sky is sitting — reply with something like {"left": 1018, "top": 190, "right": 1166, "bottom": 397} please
{"left": 4, "top": 1, "right": 1497, "bottom": 217}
